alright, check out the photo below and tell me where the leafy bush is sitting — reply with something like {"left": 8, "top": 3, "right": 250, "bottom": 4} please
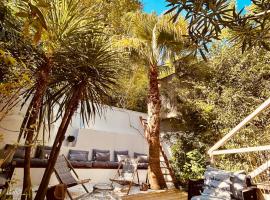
{"left": 164, "top": 46, "right": 270, "bottom": 185}
{"left": 169, "top": 135, "right": 207, "bottom": 184}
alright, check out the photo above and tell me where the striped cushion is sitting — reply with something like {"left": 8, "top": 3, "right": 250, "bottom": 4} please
{"left": 202, "top": 166, "right": 232, "bottom": 199}
{"left": 230, "top": 171, "right": 248, "bottom": 200}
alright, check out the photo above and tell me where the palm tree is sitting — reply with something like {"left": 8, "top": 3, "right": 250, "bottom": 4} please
{"left": 34, "top": 31, "right": 120, "bottom": 200}
{"left": 114, "top": 12, "right": 191, "bottom": 189}
{"left": 8, "top": 0, "right": 101, "bottom": 199}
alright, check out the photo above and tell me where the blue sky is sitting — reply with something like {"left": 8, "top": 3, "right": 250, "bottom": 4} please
{"left": 141, "top": 0, "right": 252, "bottom": 15}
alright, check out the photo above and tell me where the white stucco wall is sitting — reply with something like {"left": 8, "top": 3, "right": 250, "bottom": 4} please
{"left": 0, "top": 104, "right": 148, "bottom": 186}
{"left": 0, "top": 105, "right": 147, "bottom": 148}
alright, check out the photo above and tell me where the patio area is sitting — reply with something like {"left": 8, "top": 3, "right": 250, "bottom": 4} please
{"left": 10, "top": 184, "right": 187, "bottom": 200}
{"left": 2, "top": 0, "right": 270, "bottom": 199}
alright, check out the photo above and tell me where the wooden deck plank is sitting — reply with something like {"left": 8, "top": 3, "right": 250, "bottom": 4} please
{"left": 122, "top": 189, "right": 187, "bottom": 200}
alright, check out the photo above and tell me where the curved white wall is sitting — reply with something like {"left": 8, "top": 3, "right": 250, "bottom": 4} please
{"left": 0, "top": 104, "right": 148, "bottom": 186}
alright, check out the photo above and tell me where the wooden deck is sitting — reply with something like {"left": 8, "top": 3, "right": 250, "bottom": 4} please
{"left": 122, "top": 189, "right": 187, "bottom": 200}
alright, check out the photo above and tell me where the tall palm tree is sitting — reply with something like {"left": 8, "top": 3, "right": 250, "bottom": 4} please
{"left": 115, "top": 12, "right": 191, "bottom": 189}
{"left": 8, "top": 0, "right": 101, "bottom": 199}
{"left": 34, "top": 31, "right": 120, "bottom": 200}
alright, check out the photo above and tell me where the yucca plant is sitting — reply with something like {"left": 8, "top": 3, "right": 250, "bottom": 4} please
{"left": 34, "top": 31, "right": 120, "bottom": 200}
{"left": 114, "top": 12, "right": 192, "bottom": 189}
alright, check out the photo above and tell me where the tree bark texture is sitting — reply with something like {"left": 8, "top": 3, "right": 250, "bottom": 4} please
{"left": 21, "top": 59, "right": 51, "bottom": 200}
{"left": 34, "top": 84, "right": 83, "bottom": 200}
{"left": 147, "top": 63, "right": 167, "bottom": 190}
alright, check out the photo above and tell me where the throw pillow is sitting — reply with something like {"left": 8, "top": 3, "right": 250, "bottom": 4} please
{"left": 95, "top": 152, "right": 110, "bottom": 162}
{"left": 134, "top": 152, "right": 148, "bottom": 163}
{"left": 114, "top": 150, "right": 128, "bottom": 162}
{"left": 68, "top": 150, "right": 89, "bottom": 162}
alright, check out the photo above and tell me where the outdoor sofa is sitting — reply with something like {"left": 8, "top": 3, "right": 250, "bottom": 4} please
{"left": 188, "top": 166, "right": 257, "bottom": 200}
{"left": 4, "top": 145, "right": 149, "bottom": 170}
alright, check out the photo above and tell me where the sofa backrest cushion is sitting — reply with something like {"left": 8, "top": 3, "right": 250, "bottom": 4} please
{"left": 114, "top": 150, "right": 129, "bottom": 162}
{"left": 92, "top": 149, "right": 110, "bottom": 162}
{"left": 35, "top": 146, "right": 52, "bottom": 159}
{"left": 5, "top": 145, "right": 25, "bottom": 159}
{"left": 117, "top": 154, "right": 129, "bottom": 162}
{"left": 202, "top": 166, "right": 232, "bottom": 199}
{"left": 134, "top": 152, "right": 148, "bottom": 163}
{"left": 14, "top": 148, "right": 25, "bottom": 159}
{"left": 96, "top": 152, "right": 110, "bottom": 162}
{"left": 68, "top": 150, "right": 89, "bottom": 162}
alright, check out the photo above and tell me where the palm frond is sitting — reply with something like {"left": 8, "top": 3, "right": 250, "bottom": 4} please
{"left": 48, "top": 31, "right": 121, "bottom": 126}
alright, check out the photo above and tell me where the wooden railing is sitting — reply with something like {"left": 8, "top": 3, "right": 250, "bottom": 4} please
{"left": 208, "top": 97, "right": 270, "bottom": 179}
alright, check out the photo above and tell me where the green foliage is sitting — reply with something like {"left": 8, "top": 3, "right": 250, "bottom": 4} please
{"left": 50, "top": 31, "right": 121, "bottom": 124}
{"left": 113, "top": 66, "right": 148, "bottom": 112}
{"left": 183, "top": 150, "right": 206, "bottom": 179}
{"left": 164, "top": 44, "right": 270, "bottom": 184}
{"left": 171, "top": 140, "right": 206, "bottom": 184}
{"left": 12, "top": 0, "right": 101, "bottom": 49}
{"left": 166, "top": 0, "right": 270, "bottom": 58}
{"left": 88, "top": 0, "right": 142, "bottom": 34}
{"left": 0, "top": 1, "right": 40, "bottom": 120}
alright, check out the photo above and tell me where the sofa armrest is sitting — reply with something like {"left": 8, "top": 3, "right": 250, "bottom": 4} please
{"left": 242, "top": 186, "right": 257, "bottom": 200}
{"left": 188, "top": 179, "right": 204, "bottom": 200}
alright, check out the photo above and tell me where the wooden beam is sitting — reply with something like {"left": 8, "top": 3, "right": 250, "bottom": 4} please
{"left": 211, "top": 145, "right": 270, "bottom": 156}
{"left": 208, "top": 97, "right": 270, "bottom": 155}
{"left": 249, "top": 159, "right": 270, "bottom": 178}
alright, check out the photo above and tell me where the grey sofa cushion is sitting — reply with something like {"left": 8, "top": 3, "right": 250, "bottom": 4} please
{"left": 114, "top": 150, "right": 129, "bottom": 162}
{"left": 69, "top": 161, "right": 92, "bottom": 168}
{"left": 96, "top": 152, "right": 110, "bottom": 162}
{"left": 92, "top": 161, "right": 109, "bottom": 168}
{"left": 134, "top": 152, "right": 148, "bottom": 163}
{"left": 13, "top": 158, "right": 48, "bottom": 168}
{"left": 68, "top": 150, "right": 89, "bottom": 162}
{"left": 4, "top": 144, "right": 25, "bottom": 158}
{"left": 92, "top": 149, "right": 110, "bottom": 161}
{"left": 191, "top": 196, "right": 226, "bottom": 200}
{"left": 107, "top": 161, "right": 119, "bottom": 168}
{"left": 5, "top": 145, "right": 25, "bottom": 159}
{"left": 137, "top": 163, "right": 148, "bottom": 169}
{"left": 117, "top": 154, "right": 129, "bottom": 162}
{"left": 230, "top": 171, "right": 248, "bottom": 200}
{"left": 35, "top": 145, "right": 52, "bottom": 159}
{"left": 91, "top": 161, "right": 119, "bottom": 169}
{"left": 202, "top": 166, "right": 232, "bottom": 199}
{"left": 14, "top": 149, "right": 25, "bottom": 159}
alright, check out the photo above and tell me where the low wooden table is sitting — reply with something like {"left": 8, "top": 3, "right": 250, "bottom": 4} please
{"left": 93, "top": 183, "right": 114, "bottom": 193}
{"left": 89, "top": 183, "right": 116, "bottom": 199}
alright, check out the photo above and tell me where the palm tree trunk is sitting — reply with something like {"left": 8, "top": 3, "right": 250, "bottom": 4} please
{"left": 147, "top": 63, "right": 167, "bottom": 190}
{"left": 21, "top": 60, "right": 51, "bottom": 200}
{"left": 34, "top": 85, "right": 83, "bottom": 200}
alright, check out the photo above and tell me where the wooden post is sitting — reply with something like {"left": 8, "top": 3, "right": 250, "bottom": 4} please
{"left": 211, "top": 145, "right": 270, "bottom": 156}
{"left": 249, "top": 159, "right": 270, "bottom": 178}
